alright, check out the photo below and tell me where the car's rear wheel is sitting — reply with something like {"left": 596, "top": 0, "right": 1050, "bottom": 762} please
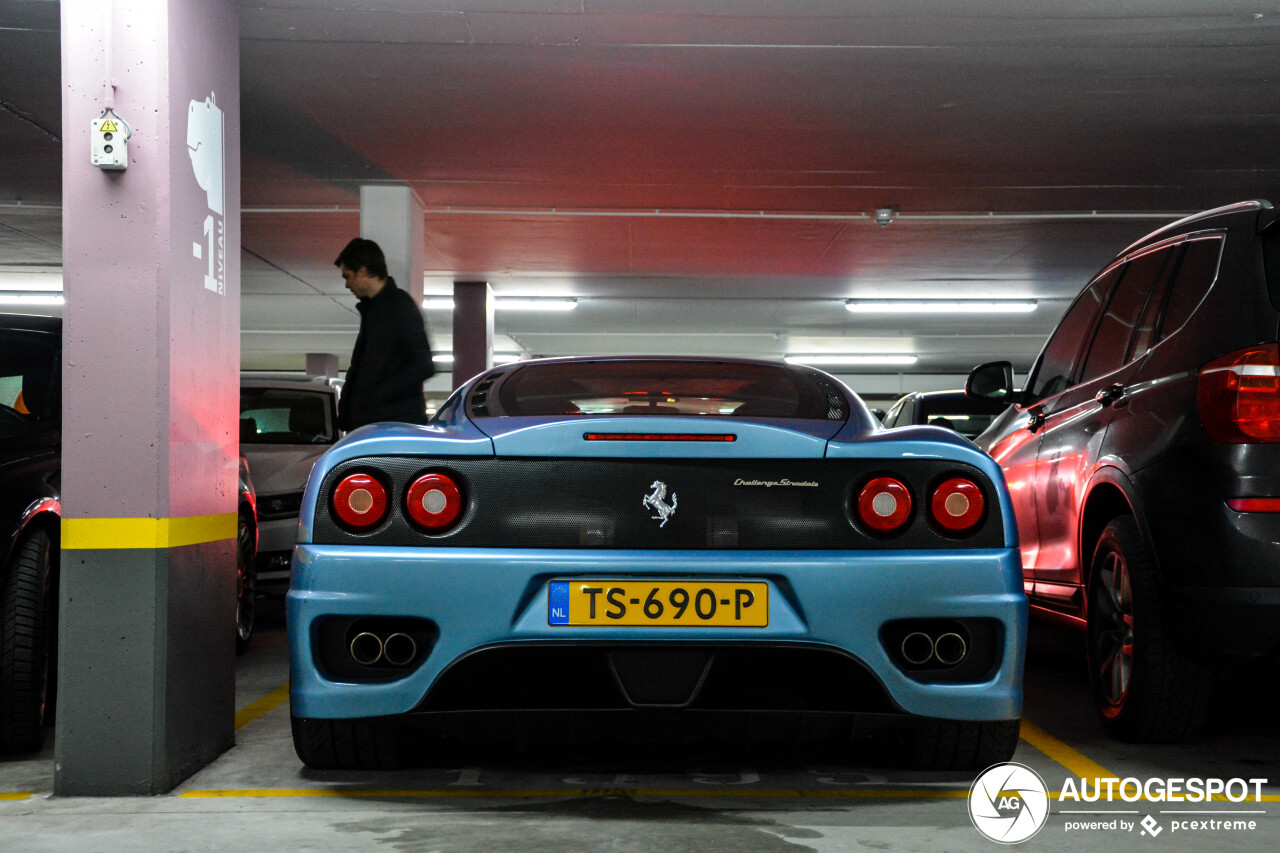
{"left": 899, "top": 718, "right": 1021, "bottom": 770}
{"left": 1, "top": 529, "right": 54, "bottom": 754}
{"left": 235, "top": 510, "right": 256, "bottom": 655}
{"left": 1087, "top": 516, "right": 1213, "bottom": 742}
{"left": 291, "top": 715, "right": 410, "bottom": 769}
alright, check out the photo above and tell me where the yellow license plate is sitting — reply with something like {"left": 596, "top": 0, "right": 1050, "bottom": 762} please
{"left": 548, "top": 580, "right": 768, "bottom": 627}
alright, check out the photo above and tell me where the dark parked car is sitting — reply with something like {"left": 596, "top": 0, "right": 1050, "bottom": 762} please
{"left": 881, "top": 390, "right": 1008, "bottom": 440}
{"left": 967, "top": 200, "right": 1280, "bottom": 742}
{"left": 0, "top": 314, "right": 258, "bottom": 754}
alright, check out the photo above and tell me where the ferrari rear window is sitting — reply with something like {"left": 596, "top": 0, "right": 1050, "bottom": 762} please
{"left": 484, "top": 360, "right": 846, "bottom": 420}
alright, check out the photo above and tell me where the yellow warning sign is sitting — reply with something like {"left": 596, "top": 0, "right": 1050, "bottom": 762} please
{"left": 99, "top": 120, "right": 118, "bottom": 133}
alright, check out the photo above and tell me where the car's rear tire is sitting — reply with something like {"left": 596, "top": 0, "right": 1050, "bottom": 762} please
{"left": 1087, "top": 516, "right": 1213, "bottom": 742}
{"left": 235, "top": 510, "right": 257, "bottom": 656}
{"left": 291, "top": 715, "right": 411, "bottom": 769}
{"left": 1, "top": 529, "right": 54, "bottom": 754}
{"left": 900, "top": 718, "right": 1021, "bottom": 770}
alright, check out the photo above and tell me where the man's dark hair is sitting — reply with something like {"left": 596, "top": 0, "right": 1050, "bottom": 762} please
{"left": 334, "top": 238, "right": 389, "bottom": 279}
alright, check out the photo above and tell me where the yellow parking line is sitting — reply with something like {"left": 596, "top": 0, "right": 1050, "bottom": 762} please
{"left": 0, "top": 793, "right": 32, "bottom": 802}
{"left": 234, "top": 683, "right": 290, "bottom": 731}
{"left": 1019, "top": 719, "right": 1119, "bottom": 780}
{"left": 181, "top": 786, "right": 970, "bottom": 800}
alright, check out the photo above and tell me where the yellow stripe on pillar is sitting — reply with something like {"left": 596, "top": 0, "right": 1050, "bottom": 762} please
{"left": 61, "top": 514, "right": 238, "bottom": 550}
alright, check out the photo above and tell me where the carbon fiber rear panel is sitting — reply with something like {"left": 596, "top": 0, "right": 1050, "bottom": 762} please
{"left": 313, "top": 456, "right": 1005, "bottom": 550}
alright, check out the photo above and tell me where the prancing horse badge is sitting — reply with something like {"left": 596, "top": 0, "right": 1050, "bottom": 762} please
{"left": 642, "top": 480, "right": 678, "bottom": 527}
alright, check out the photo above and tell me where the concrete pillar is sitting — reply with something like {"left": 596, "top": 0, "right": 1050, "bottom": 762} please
{"left": 452, "top": 281, "right": 494, "bottom": 389}
{"left": 306, "top": 352, "right": 339, "bottom": 380}
{"left": 57, "top": 0, "right": 240, "bottom": 795}
{"left": 360, "top": 185, "right": 425, "bottom": 304}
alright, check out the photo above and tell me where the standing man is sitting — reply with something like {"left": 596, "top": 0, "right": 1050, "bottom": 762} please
{"left": 334, "top": 238, "right": 435, "bottom": 431}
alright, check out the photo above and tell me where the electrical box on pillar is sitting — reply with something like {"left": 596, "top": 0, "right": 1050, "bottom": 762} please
{"left": 90, "top": 108, "right": 130, "bottom": 170}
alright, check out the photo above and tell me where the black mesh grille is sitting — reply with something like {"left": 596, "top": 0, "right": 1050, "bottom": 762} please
{"left": 313, "top": 456, "right": 1005, "bottom": 550}
{"left": 415, "top": 643, "right": 896, "bottom": 713}
{"left": 801, "top": 368, "right": 850, "bottom": 421}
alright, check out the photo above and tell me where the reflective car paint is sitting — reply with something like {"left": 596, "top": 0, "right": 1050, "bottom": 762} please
{"left": 290, "top": 370, "right": 1025, "bottom": 728}
{"left": 288, "top": 544, "right": 1023, "bottom": 721}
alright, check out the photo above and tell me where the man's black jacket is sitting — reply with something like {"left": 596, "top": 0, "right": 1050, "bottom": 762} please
{"left": 339, "top": 277, "right": 435, "bottom": 431}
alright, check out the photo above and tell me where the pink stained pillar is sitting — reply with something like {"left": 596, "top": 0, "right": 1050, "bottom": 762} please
{"left": 57, "top": 0, "right": 240, "bottom": 794}
{"left": 452, "top": 281, "right": 494, "bottom": 389}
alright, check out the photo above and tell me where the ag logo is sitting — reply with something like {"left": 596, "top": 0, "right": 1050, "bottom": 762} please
{"left": 968, "top": 762, "right": 1050, "bottom": 844}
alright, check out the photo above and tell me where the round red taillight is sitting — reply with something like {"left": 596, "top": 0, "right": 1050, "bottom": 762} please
{"left": 930, "top": 477, "right": 985, "bottom": 533}
{"left": 332, "top": 473, "right": 388, "bottom": 529}
{"left": 406, "top": 472, "right": 464, "bottom": 531}
{"left": 857, "top": 476, "right": 913, "bottom": 533}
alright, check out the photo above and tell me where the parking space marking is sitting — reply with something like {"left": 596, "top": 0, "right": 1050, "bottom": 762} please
{"left": 0, "top": 793, "right": 32, "bottom": 801}
{"left": 180, "top": 787, "right": 971, "bottom": 800}
{"left": 203, "top": 709, "right": 1279, "bottom": 803}
{"left": 234, "top": 682, "right": 290, "bottom": 731}
{"left": 1019, "top": 718, "right": 1119, "bottom": 780}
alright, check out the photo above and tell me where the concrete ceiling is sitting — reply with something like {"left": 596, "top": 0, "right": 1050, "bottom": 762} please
{"left": 3, "top": 0, "right": 1280, "bottom": 398}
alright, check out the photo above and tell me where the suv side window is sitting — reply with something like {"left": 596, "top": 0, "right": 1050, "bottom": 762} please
{"left": 1079, "top": 246, "right": 1175, "bottom": 382}
{"left": 1157, "top": 236, "right": 1223, "bottom": 341}
{"left": 1027, "top": 268, "right": 1117, "bottom": 402}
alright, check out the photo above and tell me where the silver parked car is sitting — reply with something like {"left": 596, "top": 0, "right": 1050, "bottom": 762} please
{"left": 240, "top": 378, "right": 340, "bottom": 592}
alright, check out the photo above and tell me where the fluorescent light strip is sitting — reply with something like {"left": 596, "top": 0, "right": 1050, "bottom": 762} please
{"left": 846, "top": 300, "right": 1036, "bottom": 314}
{"left": 0, "top": 273, "right": 63, "bottom": 292}
{"left": 496, "top": 298, "right": 576, "bottom": 311}
{"left": 784, "top": 354, "right": 918, "bottom": 366}
{"left": 432, "top": 353, "right": 524, "bottom": 365}
{"left": 423, "top": 298, "right": 577, "bottom": 312}
{"left": 0, "top": 294, "right": 65, "bottom": 306}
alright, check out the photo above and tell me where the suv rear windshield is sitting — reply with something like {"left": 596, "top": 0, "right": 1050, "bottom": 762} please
{"left": 485, "top": 360, "right": 847, "bottom": 420}
{"left": 240, "top": 388, "right": 336, "bottom": 444}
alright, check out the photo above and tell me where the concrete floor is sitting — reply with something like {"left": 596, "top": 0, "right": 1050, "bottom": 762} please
{"left": 2, "top": 607, "right": 1277, "bottom": 852}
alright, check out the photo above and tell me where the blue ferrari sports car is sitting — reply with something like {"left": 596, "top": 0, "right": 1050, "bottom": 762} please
{"left": 287, "top": 357, "right": 1026, "bottom": 769}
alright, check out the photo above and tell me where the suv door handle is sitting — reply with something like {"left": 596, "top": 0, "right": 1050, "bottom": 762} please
{"left": 1096, "top": 383, "right": 1127, "bottom": 407}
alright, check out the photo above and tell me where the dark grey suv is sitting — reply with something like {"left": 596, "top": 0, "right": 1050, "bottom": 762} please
{"left": 967, "top": 200, "right": 1280, "bottom": 742}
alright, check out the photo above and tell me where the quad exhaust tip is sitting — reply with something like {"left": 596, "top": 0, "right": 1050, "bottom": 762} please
{"left": 349, "top": 630, "right": 418, "bottom": 667}
{"left": 899, "top": 630, "right": 968, "bottom": 667}
{"left": 349, "top": 632, "right": 383, "bottom": 666}
{"left": 382, "top": 632, "right": 418, "bottom": 667}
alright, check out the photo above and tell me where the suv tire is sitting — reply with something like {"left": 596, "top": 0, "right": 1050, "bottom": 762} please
{"left": 0, "top": 529, "right": 54, "bottom": 754}
{"left": 1087, "top": 516, "right": 1213, "bottom": 742}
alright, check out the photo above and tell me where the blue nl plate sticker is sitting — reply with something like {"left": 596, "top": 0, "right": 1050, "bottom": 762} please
{"left": 548, "top": 581, "right": 570, "bottom": 625}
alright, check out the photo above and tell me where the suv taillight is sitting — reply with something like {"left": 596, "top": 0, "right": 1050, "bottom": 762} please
{"left": 1197, "top": 343, "right": 1280, "bottom": 443}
